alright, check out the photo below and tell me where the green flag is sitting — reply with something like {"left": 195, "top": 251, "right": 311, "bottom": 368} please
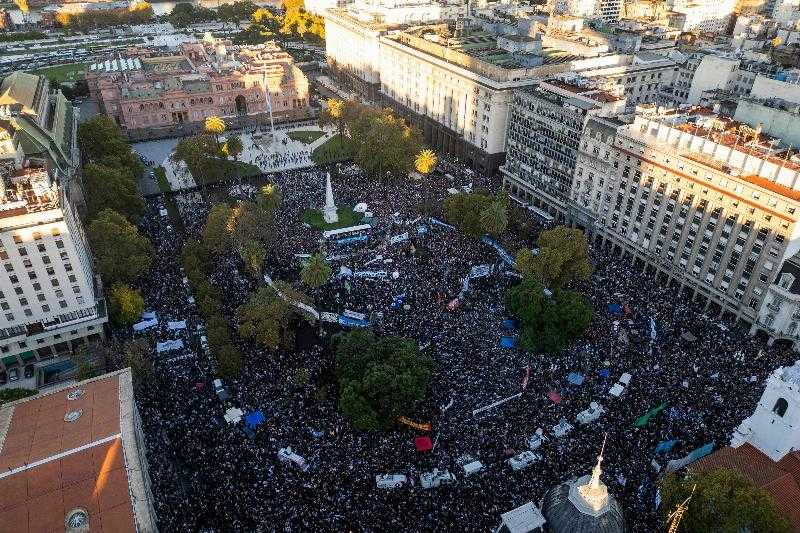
{"left": 634, "top": 402, "right": 668, "bottom": 427}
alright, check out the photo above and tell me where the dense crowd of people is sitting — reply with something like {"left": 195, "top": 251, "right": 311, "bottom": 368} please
{"left": 122, "top": 156, "right": 796, "bottom": 532}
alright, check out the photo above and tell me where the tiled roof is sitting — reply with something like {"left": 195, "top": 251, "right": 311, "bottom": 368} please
{"left": 0, "top": 370, "right": 153, "bottom": 533}
{"left": 692, "top": 444, "right": 800, "bottom": 532}
{"left": 0, "top": 72, "right": 42, "bottom": 116}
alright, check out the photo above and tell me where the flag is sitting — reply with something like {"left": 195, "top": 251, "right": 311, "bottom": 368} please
{"left": 522, "top": 364, "right": 531, "bottom": 390}
{"left": 634, "top": 402, "right": 668, "bottom": 427}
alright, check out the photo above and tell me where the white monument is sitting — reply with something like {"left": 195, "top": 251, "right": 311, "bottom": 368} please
{"left": 731, "top": 360, "right": 800, "bottom": 461}
{"left": 323, "top": 172, "right": 339, "bottom": 224}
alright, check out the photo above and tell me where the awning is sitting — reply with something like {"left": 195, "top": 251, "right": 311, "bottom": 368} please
{"left": 2, "top": 355, "right": 18, "bottom": 366}
{"left": 20, "top": 351, "right": 36, "bottom": 362}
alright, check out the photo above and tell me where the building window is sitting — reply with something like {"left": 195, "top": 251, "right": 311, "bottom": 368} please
{"left": 42, "top": 305, "right": 50, "bottom": 313}
{"left": 37, "top": 244, "right": 45, "bottom": 253}
{"left": 17, "top": 247, "right": 27, "bottom": 256}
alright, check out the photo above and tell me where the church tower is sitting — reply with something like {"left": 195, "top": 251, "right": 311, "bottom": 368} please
{"left": 731, "top": 360, "right": 800, "bottom": 461}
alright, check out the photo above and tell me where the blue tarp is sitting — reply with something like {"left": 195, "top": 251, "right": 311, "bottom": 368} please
{"left": 156, "top": 339, "right": 184, "bottom": 353}
{"left": 141, "top": 311, "right": 157, "bottom": 320}
{"left": 500, "top": 337, "right": 517, "bottom": 348}
{"left": 429, "top": 217, "right": 456, "bottom": 230}
{"left": 502, "top": 319, "right": 517, "bottom": 330}
{"left": 245, "top": 411, "right": 265, "bottom": 429}
{"left": 655, "top": 439, "right": 678, "bottom": 454}
{"left": 417, "top": 225, "right": 428, "bottom": 235}
{"left": 339, "top": 315, "right": 370, "bottom": 328}
{"left": 335, "top": 235, "right": 369, "bottom": 246}
{"left": 608, "top": 303, "right": 622, "bottom": 315}
{"left": 598, "top": 369, "right": 611, "bottom": 378}
{"left": 132, "top": 318, "right": 158, "bottom": 332}
{"left": 391, "top": 294, "right": 406, "bottom": 309}
{"left": 481, "top": 236, "right": 516, "bottom": 267}
{"left": 567, "top": 372, "right": 585, "bottom": 386}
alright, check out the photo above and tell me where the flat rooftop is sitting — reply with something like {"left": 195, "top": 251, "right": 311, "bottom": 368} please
{"left": 0, "top": 369, "right": 156, "bottom": 532}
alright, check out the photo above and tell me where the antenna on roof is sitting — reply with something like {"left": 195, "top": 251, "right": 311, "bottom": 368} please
{"left": 666, "top": 484, "right": 696, "bottom": 533}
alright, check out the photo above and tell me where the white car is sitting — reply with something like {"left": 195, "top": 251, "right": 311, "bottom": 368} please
{"left": 508, "top": 451, "right": 542, "bottom": 471}
{"left": 375, "top": 474, "right": 408, "bottom": 489}
{"left": 527, "top": 428, "right": 547, "bottom": 450}
{"left": 462, "top": 460, "right": 484, "bottom": 476}
{"left": 609, "top": 373, "right": 632, "bottom": 397}
{"left": 552, "top": 418, "right": 574, "bottom": 438}
{"left": 576, "top": 402, "right": 606, "bottom": 425}
{"left": 420, "top": 469, "right": 457, "bottom": 489}
{"left": 278, "top": 447, "right": 309, "bottom": 472}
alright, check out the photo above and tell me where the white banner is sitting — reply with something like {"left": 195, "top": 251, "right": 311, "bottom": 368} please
{"left": 353, "top": 271, "right": 387, "bottom": 279}
{"left": 390, "top": 232, "right": 409, "bottom": 245}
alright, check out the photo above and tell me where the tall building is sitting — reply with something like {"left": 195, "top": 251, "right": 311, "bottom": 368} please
{"left": 0, "top": 72, "right": 107, "bottom": 378}
{"left": 86, "top": 37, "right": 311, "bottom": 141}
{"left": 506, "top": 102, "right": 800, "bottom": 327}
{"left": 667, "top": 0, "right": 737, "bottom": 33}
{"left": 0, "top": 369, "right": 158, "bottom": 532}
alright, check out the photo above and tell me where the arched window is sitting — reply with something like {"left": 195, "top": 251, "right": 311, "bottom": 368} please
{"left": 773, "top": 398, "right": 789, "bottom": 417}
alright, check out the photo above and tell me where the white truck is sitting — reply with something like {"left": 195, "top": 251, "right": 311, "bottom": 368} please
{"left": 527, "top": 428, "right": 547, "bottom": 450}
{"left": 576, "top": 402, "right": 606, "bottom": 425}
{"left": 278, "top": 447, "right": 309, "bottom": 472}
{"left": 507, "top": 451, "right": 542, "bottom": 471}
{"left": 375, "top": 474, "right": 408, "bottom": 489}
{"left": 420, "top": 469, "right": 457, "bottom": 489}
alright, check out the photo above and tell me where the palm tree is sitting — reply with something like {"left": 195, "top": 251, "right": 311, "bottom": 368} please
{"left": 415, "top": 149, "right": 437, "bottom": 215}
{"left": 204, "top": 115, "right": 226, "bottom": 150}
{"left": 300, "top": 252, "right": 331, "bottom": 288}
{"left": 480, "top": 194, "right": 509, "bottom": 236}
{"left": 259, "top": 183, "right": 281, "bottom": 212}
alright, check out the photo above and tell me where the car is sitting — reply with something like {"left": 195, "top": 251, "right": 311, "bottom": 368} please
{"left": 527, "top": 428, "right": 547, "bottom": 450}
{"left": 278, "top": 447, "right": 309, "bottom": 471}
{"left": 576, "top": 402, "right": 606, "bottom": 425}
{"left": 24, "top": 364, "right": 34, "bottom": 379}
{"left": 609, "top": 373, "right": 632, "bottom": 397}
{"left": 375, "top": 474, "right": 408, "bottom": 489}
{"left": 420, "top": 469, "right": 457, "bottom": 489}
{"left": 508, "top": 451, "right": 542, "bottom": 471}
{"left": 462, "top": 460, "right": 484, "bottom": 476}
{"left": 8, "top": 368, "right": 19, "bottom": 382}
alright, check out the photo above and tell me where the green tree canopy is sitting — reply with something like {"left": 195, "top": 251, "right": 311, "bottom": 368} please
{"left": 443, "top": 190, "right": 494, "bottom": 237}
{"left": 108, "top": 283, "right": 145, "bottom": 326}
{"left": 300, "top": 252, "right": 331, "bottom": 288}
{"left": 660, "top": 468, "right": 791, "bottom": 533}
{"left": 0, "top": 387, "right": 37, "bottom": 406}
{"left": 479, "top": 193, "right": 509, "bottom": 236}
{"left": 506, "top": 276, "right": 592, "bottom": 353}
{"left": 236, "top": 283, "right": 311, "bottom": 351}
{"left": 78, "top": 115, "right": 142, "bottom": 172}
{"left": 202, "top": 203, "right": 233, "bottom": 255}
{"left": 123, "top": 338, "right": 153, "bottom": 387}
{"left": 88, "top": 209, "right": 153, "bottom": 285}
{"left": 215, "top": 343, "right": 243, "bottom": 379}
{"left": 230, "top": 200, "right": 277, "bottom": 249}
{"left": 83, "top": 163, "right": 144, "bottom": 222}
{"left": 333, "top": 330, "right": 435, "bottom": 431}
{"left": 522, "top": 226, "right": 593, "bottom": 288}
{"left": 239, "top": 241, "right": 266, "bottom": 278}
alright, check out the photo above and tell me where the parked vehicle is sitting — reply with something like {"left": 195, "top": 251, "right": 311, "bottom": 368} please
{"left": 420, "top": 469, "right": 456, "bottom": 489}
{"left": 278, "top": 447, "right": 309, "bottom": 471}
{"left": 375, "top": 474, "right": 408, "bottom": 489}
{"left": 212, "top": 378, "right": 230, "bottom": 401}
{"left": 8, "top": 368, "right": 19, "bottom": 382}
{"left": 527, "top": 428, "right": 547, "bottom": 450}
{"left": 576, "top": 402, "right": 606, "bottom": 425}
{"left": 24, "top": 364, "right": 34, "bottom": 379}
{"left": 507, "top": 451, "right": 542, "bottom": 471}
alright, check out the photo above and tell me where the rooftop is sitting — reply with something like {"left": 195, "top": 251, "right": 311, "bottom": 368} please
{"left": 0, "top": 167, "right": 59, "bottom": 220}
{"left": 0, "top": 369, "right": 156, "bottom": 533}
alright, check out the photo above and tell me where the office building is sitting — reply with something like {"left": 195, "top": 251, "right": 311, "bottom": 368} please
{"left": 0, "top": 72, "right": 106, "bottom": 379}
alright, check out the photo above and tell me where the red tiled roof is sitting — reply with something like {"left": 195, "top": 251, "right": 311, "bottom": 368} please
{"left": 692, "top": 444, "right": 800, "bottom": 532}
{"left": 0, "top": 373, "right": 136, "bottom": 533}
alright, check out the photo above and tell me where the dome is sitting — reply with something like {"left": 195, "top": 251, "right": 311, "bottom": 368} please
{"left": 541, "top": 475, "right": 626, "bottom": 533}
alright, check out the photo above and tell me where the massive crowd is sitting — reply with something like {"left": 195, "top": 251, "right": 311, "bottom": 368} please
{"left": 123, "top": 157, "right": 796, "bottom": 532}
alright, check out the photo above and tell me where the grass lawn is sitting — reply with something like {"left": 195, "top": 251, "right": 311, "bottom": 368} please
{"left": 287, "top": 130, "right": 325, "bottom": 144}
{"left": 303, "top": 207, "right": 364, "bottom": 230}
{"left": 30, "top": 62, "right": 87, "bottom": 84}
{"left": 311, "top": 134, "right": 351, "bottom": 165}
{"left": 154, "top": 166, "right": 171, "bottom": 193}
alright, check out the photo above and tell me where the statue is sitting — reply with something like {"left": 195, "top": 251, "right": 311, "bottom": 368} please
{"left": 323, "top": 172, "right": 339, "bottom": 224}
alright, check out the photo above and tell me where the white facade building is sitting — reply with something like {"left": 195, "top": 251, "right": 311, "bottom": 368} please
{"left": 731, "top": 361, "right": 800, "bottom": 461}
{"left": 668, "top": 0, "right": 737, "bottom": 33}
{"left": 0, "top": 72, "right": 106, "bottom": 375}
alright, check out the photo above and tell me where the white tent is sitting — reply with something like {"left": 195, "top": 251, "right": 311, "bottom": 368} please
{"left": 499, "top": 502, "right": 546, "bottom": 533}
{"left": 224, "top": 407, "right": 243, "bottom": 424}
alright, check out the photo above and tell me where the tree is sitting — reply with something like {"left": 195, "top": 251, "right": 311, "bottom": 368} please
{"left": 14, "top": 0, "right": 29, "bottom": 13}
{"left": 660, "top": 468, "right": 791, "bottom": 533}
{"left": 333, "top": 330, "right": 435, "bottom": 431}
{"left": 123, "top": 339, "right": 153, "bottom": 387}
{"left": 259, "top": 183, "right": 282, "bottom": 212}
{"left": 479, "top": 193, "right": 509, "bottom": 236}
{"left": 300, "top": 252, "right": 331, "bottom": 288}
{"left": 443, "top": 190, "right": 494, "bottom": 237}
{"left": 78, "top": 115, "right": 142, "bottom": 172}
{"left": 527, "top": 226, "right": 593, "bottom": 288}
{"left": 83, "top": 163, "right": 144, "bottom": 222}
{"left": 506, "top": 276, "right": 592, "bottom": 353}
{"left": 108, "top": 283, "right": 145, "bottom": 326}
{"left": 223, "top": 134, "right": 244, "bottom": 181}
{"left": 88, "top": 209, "right": 153, "bottom": 285}
{"left": 414, "top": 149, "right": 437, "bottom": 175}
{"left": 239, "top": 241, "right": 266, "bottom": 278}
{"left": 236, "top": 284, "right": 311, "bottom": 350}
{"left": 0, "top": 387, "right": 36, "bottom": 406}
{"left": 204, "top": 115, "right": 226, "bottom": 148}
{"left": 215, "top": 344, "right": 243, "bottom": 379}
{"left": 321, "top": 98, "right": 346, "bottom": 139}
{"left": 229, "top": 200, "right": 276, "bottom": 249}
{"left": 202, "top": 203, "right": 233, "bottom": 255}
{"left": 515, "top": 248, "right": 537, "bottom": 278}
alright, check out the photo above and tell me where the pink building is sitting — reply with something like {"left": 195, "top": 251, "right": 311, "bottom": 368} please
{"left": 86, "top": 37, "right": 311, "bottom": 140}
